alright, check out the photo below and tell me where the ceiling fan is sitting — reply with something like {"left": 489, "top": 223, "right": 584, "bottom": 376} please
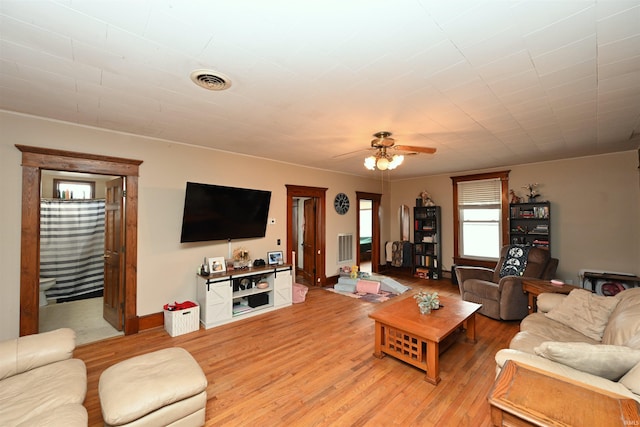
{"left": 365, "top": 131, "right": 436, "bottom": 171}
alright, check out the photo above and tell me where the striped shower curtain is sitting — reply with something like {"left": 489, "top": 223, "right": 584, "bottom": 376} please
{"left": 40, "top": 199, "right": 105, "bottom": 301}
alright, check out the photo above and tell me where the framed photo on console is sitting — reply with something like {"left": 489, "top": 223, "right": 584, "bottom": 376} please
{"left": 267, "top": 251, "right": 283, "bottom": 265}
{"left": 208, "top": 257, "right": 226, "bottom": 273}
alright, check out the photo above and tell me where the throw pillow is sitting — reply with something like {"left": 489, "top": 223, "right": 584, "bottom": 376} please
{"left": 534, "top": 341, "right": 640, "bottom": 381}
{"left": 545, "top": 289, "right": 620, "bottom": 341}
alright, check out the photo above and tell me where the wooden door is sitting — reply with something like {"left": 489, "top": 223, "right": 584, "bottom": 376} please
{"left": 302, "top": 198, "right": 316, "bottom": 284}
{"left": 103, "top": 177, "right": 124, "bottom": 330}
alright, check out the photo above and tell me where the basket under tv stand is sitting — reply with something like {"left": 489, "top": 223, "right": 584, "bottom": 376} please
{"left": 196, "top": 264, "right": 293, "bottom": 329}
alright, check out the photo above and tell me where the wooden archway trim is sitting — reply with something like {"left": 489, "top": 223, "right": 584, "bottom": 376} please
{"left": 16, "top": 145, "right": 142, "bottom": 336}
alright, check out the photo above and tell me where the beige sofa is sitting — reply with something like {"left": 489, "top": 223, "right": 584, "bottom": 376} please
{"left": 496, "top": 287, "right": 640, "bottom": 402}
{"left": 0, "top": 328, "right": 88, "bottom": 426}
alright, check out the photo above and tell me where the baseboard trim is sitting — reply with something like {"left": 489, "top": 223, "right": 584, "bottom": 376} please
{"left": 138, "top": 312, "right": 164, "bottom": 331}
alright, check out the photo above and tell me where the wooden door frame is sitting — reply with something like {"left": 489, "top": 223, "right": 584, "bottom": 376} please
{"left": 286, "top": 185, "right": 327, "bottom": 286}
{"left": 356, "top": 192, "right": 382, "bottom": 273}
{"left": 16, "top": 145, "right": 142, "bottom": 336}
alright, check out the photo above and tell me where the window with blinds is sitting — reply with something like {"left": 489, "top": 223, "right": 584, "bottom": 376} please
{"left": 458, "top": 178, "right": 501, "bottom": 260}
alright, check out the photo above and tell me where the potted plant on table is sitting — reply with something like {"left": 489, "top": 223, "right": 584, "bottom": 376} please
{"left": 414, "top": 290, "right": 440, "bottom": 314}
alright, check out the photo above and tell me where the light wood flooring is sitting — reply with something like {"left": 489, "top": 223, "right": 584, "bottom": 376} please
{"left": 74, "top": 274, "right": 520, "bottom": 426}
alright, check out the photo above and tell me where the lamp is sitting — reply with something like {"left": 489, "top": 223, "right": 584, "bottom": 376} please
{"left": 364, "top": 148, "right": 404, "bottom": 171}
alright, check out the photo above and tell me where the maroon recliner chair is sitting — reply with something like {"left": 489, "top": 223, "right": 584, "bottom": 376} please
{"left": 455, "top": 245, "right": 558, "bottom": 320}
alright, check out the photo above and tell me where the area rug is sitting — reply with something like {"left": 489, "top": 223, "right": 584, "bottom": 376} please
{"left": 325, "top": 288, "right": 398, "bottom": 303}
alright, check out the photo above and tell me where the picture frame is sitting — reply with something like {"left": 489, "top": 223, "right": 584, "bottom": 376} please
{"left": 208, "top": 256, "right": 226, "bottom": 273}
{"left": 267, "top": 251, "right": 284, "bottom": 265}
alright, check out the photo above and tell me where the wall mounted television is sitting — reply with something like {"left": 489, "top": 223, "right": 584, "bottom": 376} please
{"left": 180, "top": 182, "right": 272, "bottom": 243}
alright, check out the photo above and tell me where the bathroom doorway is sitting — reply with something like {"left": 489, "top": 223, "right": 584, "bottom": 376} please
{"left": 38, "top": 171, "right": 123, "bottom": 344}
{"left": 17, "top": 145, "right": 141, "bottom": 337}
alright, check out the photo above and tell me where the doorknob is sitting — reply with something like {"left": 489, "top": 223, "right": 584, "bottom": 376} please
{"left": 103, "top": 254, "right": 110, "bottom": 259}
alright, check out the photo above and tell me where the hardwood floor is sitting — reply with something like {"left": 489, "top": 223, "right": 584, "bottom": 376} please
{"left": 74, "top": 274, "right": 519, "bottom": 426}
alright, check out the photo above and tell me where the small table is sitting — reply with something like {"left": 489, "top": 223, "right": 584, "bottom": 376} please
{"left": 521, "top": 279, "right": 579, "bottom": 314}
{"left": 582, "top": 271, "right": 640, "bottom": 293}
{"left": 489, "top": 360, "right": 640, "bottom": 426}
{"left": 368, "top": 293, "right": 481, "bottom": 385}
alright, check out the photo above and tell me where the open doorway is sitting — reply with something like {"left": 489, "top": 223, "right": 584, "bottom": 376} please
{"left": 292, "top": 197, "right": 315, "bottom": 285}
{"left": 356, "top": 192, "right": 382, "bottom": 274}
{"left": 286, "top": 185, "right": 327, "bottom": 287}
{"left": 358, "top": 199, "right": 373, "bottom": 273}
{"left": 17, "top": 145, "right": 141, "bottom": 337}
{"left": 38, "top": 171, "right": 123, "bottom": 344}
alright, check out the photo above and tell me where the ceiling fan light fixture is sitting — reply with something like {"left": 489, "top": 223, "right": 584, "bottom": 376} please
{"left": 388, "top": 154, "right": 404, "bottom": 169}
{"left": 363, "top": 131, "right": 431, "bottom": 171}
{"left": 364, "top": 156, "right": 377, "bottom": 170}
{"left": 376, "top": 157, "right": 390, "bottom": 170}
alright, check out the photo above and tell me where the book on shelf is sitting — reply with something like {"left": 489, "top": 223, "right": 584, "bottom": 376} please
{"left": 533, "top": 206, "right": 550, "bottom": 218}
{"left": 531, "top": 225, "right": 549, "bottom": 234}
{"left": 415, "top": 255, "right": 431, "bottom": 266}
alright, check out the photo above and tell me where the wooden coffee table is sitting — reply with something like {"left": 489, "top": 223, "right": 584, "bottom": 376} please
{"left": 489, "top": 360, "right": 640, "bottom": 426}
{"left": 521, "top": 279, "right": 579, "bottom": 314}
{"left": 368, "top": 293, "right": 481, "bottom": 385}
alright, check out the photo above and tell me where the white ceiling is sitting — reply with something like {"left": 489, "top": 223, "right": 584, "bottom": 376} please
{"left": 1, "top": 0, "right": 639, "bottom": 179}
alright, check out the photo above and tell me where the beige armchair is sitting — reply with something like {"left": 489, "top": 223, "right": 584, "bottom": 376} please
{"left": 455, "top": 245, "right": 558, "bottom": 320}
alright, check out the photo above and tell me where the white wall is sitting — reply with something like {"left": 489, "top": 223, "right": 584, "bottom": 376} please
{"left": 0, "top": 111, "right": 387, "bottom": 340}
{"left": 389, "top": 151, "right": 640, "bottom": 284}
{"left": 3, "top": 110, "right": 638, "bottom": 340}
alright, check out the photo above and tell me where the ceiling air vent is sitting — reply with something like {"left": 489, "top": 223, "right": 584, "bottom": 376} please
{"left": 190, "top": 69, "right": 232, "bottom": 91}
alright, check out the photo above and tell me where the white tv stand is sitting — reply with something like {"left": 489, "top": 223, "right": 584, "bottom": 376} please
{"left": 196, "top": 264, "right": 293, "bottom": 329}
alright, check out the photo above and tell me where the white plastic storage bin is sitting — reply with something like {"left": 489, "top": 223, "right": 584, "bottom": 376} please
{"left": 164, "top": 304, "right": 200, "bottom": 337}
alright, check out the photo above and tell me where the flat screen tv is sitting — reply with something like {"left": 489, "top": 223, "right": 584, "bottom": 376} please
{"left": 180, "top": 182, "right": 272, "bottom": 243}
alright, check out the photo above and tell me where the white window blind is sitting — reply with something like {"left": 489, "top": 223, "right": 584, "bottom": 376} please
{"left": 458, "top": 178, "right": 501, "bottom": 259}
{"left": 458, "top": 179, "right": 501, "bottom": 206}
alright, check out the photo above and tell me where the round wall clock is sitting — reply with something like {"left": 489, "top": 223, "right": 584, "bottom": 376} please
{"left": 334, "top": 193, "right": 350, "bottom": 215}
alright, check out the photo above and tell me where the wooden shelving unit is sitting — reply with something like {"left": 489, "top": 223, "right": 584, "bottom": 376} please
{"left": 509, "top": 202, "right": 550, "bottom": 251}
{"left": 413, "top": 205, "right": 442, "bottom": 279}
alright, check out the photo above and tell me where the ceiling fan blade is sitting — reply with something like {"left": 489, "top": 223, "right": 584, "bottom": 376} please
{"left": 394, "top": 145, "right": 436, "bottom": 154}
{"left": 332, "top": 147, "right": 373, "bottom": 159}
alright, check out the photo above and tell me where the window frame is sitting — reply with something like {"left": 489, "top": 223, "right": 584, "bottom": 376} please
{"left": 53, "top": 178, "right": 95, "bottom": 199}
{"left": 451, "top": 170, "right": 510, "bottom": 269}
